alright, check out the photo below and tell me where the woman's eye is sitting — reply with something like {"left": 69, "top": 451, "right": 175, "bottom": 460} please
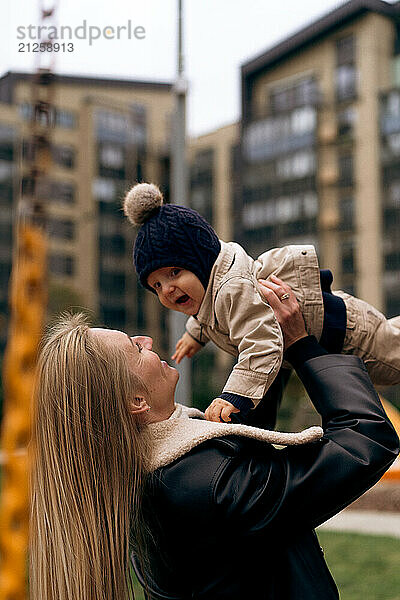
{"left": 135, "top": 342, "right": 143, "bottom": 353}
{"left": 171, "top": 268, "right": 180, "bottom": 277}
{"left": 153, "top": 282, "right": 160, "bottom": 289}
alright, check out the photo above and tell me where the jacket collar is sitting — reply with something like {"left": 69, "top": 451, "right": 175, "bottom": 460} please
{"left": 195, "top": 241, "right": 236, "bottom": 327}
{"left": 147, "top": 403, "right": 323, "bottom": 472}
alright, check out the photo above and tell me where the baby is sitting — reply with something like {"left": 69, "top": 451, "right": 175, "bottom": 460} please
{"left": 124, "top": 183, "right": 400, "bottom": 422}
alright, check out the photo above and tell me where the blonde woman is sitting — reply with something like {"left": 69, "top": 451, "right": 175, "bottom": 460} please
{"left": 30, "top": 277, "right": 399, "bottom": 600}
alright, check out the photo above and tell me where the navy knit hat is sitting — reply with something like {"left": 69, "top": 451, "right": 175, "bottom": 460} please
{"left": 123, "top": 183, "right": 221, "bottom": 292}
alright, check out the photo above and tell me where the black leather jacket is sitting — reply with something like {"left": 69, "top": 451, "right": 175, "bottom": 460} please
{"left": 135, "top": 352, "right": 399, "bottom": 599}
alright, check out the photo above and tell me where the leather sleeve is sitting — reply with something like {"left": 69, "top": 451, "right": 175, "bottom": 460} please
{"left": 213, "top": 355, "right": 399, "bottom": 534}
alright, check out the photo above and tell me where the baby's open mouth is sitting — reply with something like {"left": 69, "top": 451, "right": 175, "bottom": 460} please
{"left": 176, "top": 294, "right": 190, "bottom": 304}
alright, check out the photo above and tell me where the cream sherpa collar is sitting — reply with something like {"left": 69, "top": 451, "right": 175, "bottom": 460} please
{"left": 148, "top": 404, "right": 323, "bottom": 472}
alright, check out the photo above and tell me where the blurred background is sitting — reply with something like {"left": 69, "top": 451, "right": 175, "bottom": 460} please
{"left": 0, "top": 1, "right": 400, "bottom": 597}
{"left": 1, "top": 0, "right": 400, "bottom": 415}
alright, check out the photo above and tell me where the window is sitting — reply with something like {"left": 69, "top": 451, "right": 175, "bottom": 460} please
{"left": 276, "top": 197, "right": 302, "bottom": 223}
{"left": 387, "top": 133, "right": 400, "bottom": 156}
{"left": 303, "top": 192, "right": 319, "bottom": 218}
{"left": 52, "top": 144, "right": 75, "bottom": 169}
{"left": 243, "top": 109, "right": 316, "bottom": 163}
{"left": 276, "top": 150, "right": 316, "bottom": 180}
{"left": 291, "top": 106, "right": 317, "bottom": 135}
{"left": 19, "top": 103, "right": 76, "bottom": 129}
{"left": 51, "top": 181, "right": 75, "bottom": 204}
{"left": 22, "top": 139, "right": 35, "bottom": 162}
{"left": 95, "top": 109, "right": 130, "bottom": 143}
{"left": 242, "top": 191, "right": 318, "bottom": 230}
{"left": 92, "top": 178, "right": 116, "bottom": 202}
{"left": 0, "top": 222, "right": 12, "bottom": 244}
{"left": 191, "top": 149, "right": 214, "bottom": 180}
{"left": 19, "top": 103, "right": 32, "bottom": 121}
{"left": 55, "top": 109, "right": 76, "bottom": 129}
{"left": 22, "top": 176, "right": 72, "bottom": 203}
{"left": 337, "top": 107, "right": 356, "bottom": 137}
{"left": 385, "top": 251, "right": 400, "bottom": 271}
{"left": 243, "top": 199, "right": 275, "bottom": 229}
{"left": 0, "top": 261, "right": 11, "bottom": 288}
{"left": 339, "top": 196, "right": 354, "bottom": 230}
{"left": 272, "top": 88, "right": 292, "bottom": 113}
{"left": 99, "top": 234, "right": 126, "bottom": 255}
{"left": 270, "top": 77, "right": 318, "bottom": 113}
{"left": 47, "top": 218, "right": 75, "bottom": 240}
{"left": 341, "top": 239, "right": 355, "bottom": 274}
{"left": 99, "top": 144, "right": 124, "bottom": 169}
{"left": 49, "top": 254, "right": 75, "bottom": 276}
{"left": 336, "top": 35, "right": 355, "bottom": 65}
{"left": 190, "top": 149, "right": 214, "bottom": 222}
{"left": 130, "top": 103, "right": 147, "bottom": 146}
{"left": 97, "top": 143, "right": 125, "bottom": 179}
{"left": 0, "top": 161, "right": 13, "bottom": 181}
{"left": 338, "top": 154, "right": 353, "bottom": 186}
{"left": 0, "top": 181, "right": 13, "bottom": 205}
{"left": 384, "top": 271, "right": 400, "bottom": 317}
{"left": 388, "top": 181, "right": 400, "bottom": 206}
{"left": 381, "top": 91, "right": 400, "bottom": 138}
{"left": 191, "top": 189, "right": 210, "bottom": 216}
{"left": 99, "top": 271, "right": 126, "bottom": 293}
{"left": 0, "top": 124, "right": 15, "bottom": 161}
{"left": 101, "top": 307, "right": 126, "bottom": 329}
{"left": 335, "top": 65, "right": 357, "bottom": 102}
{"left": 385, "top": 91, "right": 400, "bottom": 117}
{"left": 384, "top": 207, "right": 400, "bottom": 231}
{"left": 99, "top": 218, "right": 120, "bottom": 236}
{"left": 335, "top": 35, "right": 357, "bottom": 102}
{"left": 296, "top": 78, "right": 319, "bottom": 105}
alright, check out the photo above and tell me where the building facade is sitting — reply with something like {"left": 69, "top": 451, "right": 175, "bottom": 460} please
{"left": 240, "top": 0, "right": 400, "bottom": 319}
{"left": 0, "top": 71, "right": 174, "bottom": 356}
{"left": 188, "top": 122, "right": 239, "bottom": 243}
{"left": 187, "top": 123, "right": 239, "bottom": 403}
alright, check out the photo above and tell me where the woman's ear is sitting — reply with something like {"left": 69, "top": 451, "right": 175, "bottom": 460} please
{"left": 132, "top": 335, "right": 153, "bottom": 350}
{"left": 129, "top": 396, "right": 150, "bottom": 415}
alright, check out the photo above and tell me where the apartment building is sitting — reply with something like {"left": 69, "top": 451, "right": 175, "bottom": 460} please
{"left": 188, "top": 122, "right": 239, "bottom": 243}
{"left": 239, "top": 0, "right": 400, "bottom": 318}
{"left": 0, "top": 71, "right": 173, "bottom": 354}
{"left": 186, "top": 123, "right": 240, "bottom": 398}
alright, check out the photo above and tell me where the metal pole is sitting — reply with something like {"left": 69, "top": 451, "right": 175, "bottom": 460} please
{"left": 169, "top": 0, "right": 191, "bottom": 406}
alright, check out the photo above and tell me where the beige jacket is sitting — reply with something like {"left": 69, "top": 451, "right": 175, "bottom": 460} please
{"left": 186, "top": 241, "right": 323, "bottom": 405}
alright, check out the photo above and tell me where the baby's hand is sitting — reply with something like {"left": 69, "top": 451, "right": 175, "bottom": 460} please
{"left": 172, "top": 332, "right": 202, "bottom": 364}
{"left": 205, "top": 398, "right": 240, "bottom": 423}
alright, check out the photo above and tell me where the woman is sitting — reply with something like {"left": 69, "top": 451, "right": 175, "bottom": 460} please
{"left": 30, "top": 278, "right": 399, "bottom": 600}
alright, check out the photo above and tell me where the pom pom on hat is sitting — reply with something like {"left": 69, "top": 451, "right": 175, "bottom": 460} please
{"left": 123, "top": 183, "right": 163, "bottom": 226}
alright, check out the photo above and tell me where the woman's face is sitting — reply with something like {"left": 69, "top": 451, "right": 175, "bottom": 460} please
{"left": 91, "top": 328, "right": 179, "bottom": 423}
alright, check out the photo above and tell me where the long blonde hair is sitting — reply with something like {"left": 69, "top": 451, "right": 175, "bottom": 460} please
{"left": 29, "top": 313, "right": 151, "bottom": 599}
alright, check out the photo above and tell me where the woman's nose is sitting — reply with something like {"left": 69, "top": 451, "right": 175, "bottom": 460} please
{"left": 132, "top": 335, "right": 153, "bottom": 350}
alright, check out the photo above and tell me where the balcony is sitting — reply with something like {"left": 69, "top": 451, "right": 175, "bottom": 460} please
{"left": 243, "top": 106, "right": 316, "bottom": 163}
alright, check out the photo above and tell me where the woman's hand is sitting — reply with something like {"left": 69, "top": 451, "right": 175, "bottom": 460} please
{"left": 204, "top": 398, "right": 240, "bottom": 423}
{"left": 258, "top": 275, "right": 307, "bottom": 349}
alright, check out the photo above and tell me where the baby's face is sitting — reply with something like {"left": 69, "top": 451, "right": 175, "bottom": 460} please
{"left": 147, "top": 267, "right": 205, "bottom": 316}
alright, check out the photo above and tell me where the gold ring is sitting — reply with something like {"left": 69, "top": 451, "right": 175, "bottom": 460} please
{"left": 280, "top": 293, "right": 290, "bottom": 301}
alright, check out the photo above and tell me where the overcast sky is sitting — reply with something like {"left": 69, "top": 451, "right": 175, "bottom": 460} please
{"left": 1, "top": 0, "right": 391, "bottom": 136}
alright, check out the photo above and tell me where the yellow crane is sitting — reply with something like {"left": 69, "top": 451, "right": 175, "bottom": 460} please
{"left": 0, "top": 4, "right": 57, "bottom": 597}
